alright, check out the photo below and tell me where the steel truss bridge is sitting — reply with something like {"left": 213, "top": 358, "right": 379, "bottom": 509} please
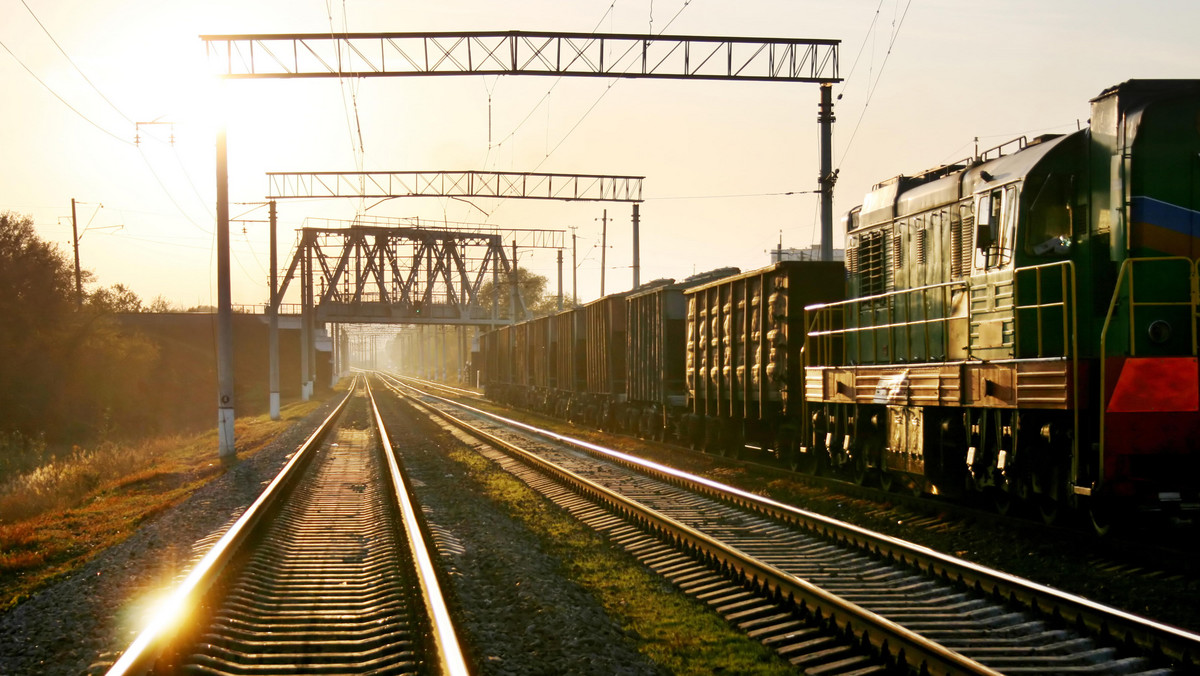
{"left": 278, "top": 224, "right": 542, "bottom": 327}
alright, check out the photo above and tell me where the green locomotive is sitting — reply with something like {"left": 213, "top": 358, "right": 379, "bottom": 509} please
{"left": 803, "top": 80, "right": 1200, "bottom": 529}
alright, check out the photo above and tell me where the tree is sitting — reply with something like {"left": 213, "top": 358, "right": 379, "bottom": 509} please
{"left": 0, "top": 212, "right": 76, "bottom": 432}
{"left": 0, "top": 212, "right": 158, "bottom": 442}
{"left": 88, "top": 283, "right": 143, "bottom": 313}
{"left": 147, "top": 295, "right": 178, "bottom": 312}
{"left": 474, "top": 267, "right": 546, "bottom": 320}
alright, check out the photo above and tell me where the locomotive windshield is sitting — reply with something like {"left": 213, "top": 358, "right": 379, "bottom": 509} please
{"left": 1025, "top": 172, "right": 1073, "bottom": 256}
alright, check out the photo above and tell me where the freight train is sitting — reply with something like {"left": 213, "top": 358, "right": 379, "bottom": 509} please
{"left": 478, "top": 80, "right": 1200, "bottom": 532}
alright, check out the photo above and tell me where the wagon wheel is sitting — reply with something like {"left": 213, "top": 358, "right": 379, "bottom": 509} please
{"left": 724, "top": 423, "right": 745, "bottom": 460}
{"left": 878, "top": 469, "right": 896, "bottom": 493}
{"left": 794, "top": 445, "right": 823, "bottom": 476}
{"left": 908, "top": 476, "right": 926, "bottom": 497}
{"left": 703, "top": 418, "right": 723, "bottom": 454}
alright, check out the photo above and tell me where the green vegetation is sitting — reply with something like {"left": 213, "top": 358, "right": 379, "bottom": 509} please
{"left": 0, "top": 400, "right": 321, "bottom": 610}
{"left": 0, "top": 211, "right": 165, "bottom": 456}
{"left": 474, "top": 267, "right": 579, "bottom": 319}
{"left": 445, "top": 444, "right": 793, "bottom": 674}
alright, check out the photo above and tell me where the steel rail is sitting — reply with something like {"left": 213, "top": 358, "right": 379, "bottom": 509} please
{"left": 379, "top": 374, "right": 998, "bottom": 676}
{"left": 106, "top": 384, "right": 356, "bottom": 676}
{"left": 389, "top": 374, "right": 1200, "bottom": 671}
{"left": 365, "top": 379, "right": 470, "bottom": 676}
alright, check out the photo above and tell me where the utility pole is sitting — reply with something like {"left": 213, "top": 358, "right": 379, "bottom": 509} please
{"left": 557, "top": 249, "right": 564, "bottom": 311}
{"left": 70, "top": 199, "right": 82, "bottom": 307}
{"left": 599, "top": 209, "right": 608, "bottom": 296}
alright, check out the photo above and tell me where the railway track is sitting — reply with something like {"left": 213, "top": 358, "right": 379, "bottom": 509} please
{"left": 105, "top": 379, "right": 467, "bottom": 676}
{"left": 382, "top": 373, "right": 1200, "bottom": 675}
{"left": 394, "top": 374, "right": 1200, "bottom": 589}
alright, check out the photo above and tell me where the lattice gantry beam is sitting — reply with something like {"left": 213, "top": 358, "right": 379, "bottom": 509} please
{"left": 269, "top": 171, "right": 644, "bottom": 203}
{"left": 202, "top": 31, "right": 839, "bottom": 83}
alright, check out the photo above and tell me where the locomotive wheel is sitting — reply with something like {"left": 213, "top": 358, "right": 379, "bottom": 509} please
{"left": 1038, "top": 495, "right": 1061, "bottom": 526}
{"left": 851, "top": 452, "right": 870, "bottom": 486}
{"left": 1087, "top": 499, "right": 1114, "bottom": 537}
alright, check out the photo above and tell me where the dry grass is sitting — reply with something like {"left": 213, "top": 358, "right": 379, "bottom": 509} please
{"left": 0, "top": 400, "right": 323, "bottom": 611}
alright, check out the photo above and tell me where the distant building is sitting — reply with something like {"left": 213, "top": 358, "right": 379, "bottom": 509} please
{"left": 769, "top": 244, "right": 845, "bottom": 263}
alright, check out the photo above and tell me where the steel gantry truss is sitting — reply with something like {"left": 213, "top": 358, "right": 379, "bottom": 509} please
{"left": 202, "top": 31, "right": 839, "bottom": 83}
{"left": 278, "top": 225, "right": 534, "bottom": 327}
{"left": 269, "top": 170, "right": 643, "bottom": 202}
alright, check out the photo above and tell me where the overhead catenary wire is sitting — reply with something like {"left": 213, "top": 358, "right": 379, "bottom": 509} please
{"left": 19, "top": 0, "right": 135, "bottom": 126}
{"left": 835, "top": 0, "right": 913, "bottom": 169}
{"left": 0, "top": 38, "right": 134, "bottom": 146}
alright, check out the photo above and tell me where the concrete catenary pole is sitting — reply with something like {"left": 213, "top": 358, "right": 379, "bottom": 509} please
{"left": 600, "top": 209, "right": 607, "bottom": 296}
{"left": 268, "top": 200, "right": 280, "bottom": 420}
{"left": 216, "top": 126, "right": 235, "bottom": 458}
{"left": 631, "top": 203, "right": 640, "bottom": 289}
{"left": 818, "top": 82, "right": 837, "bottom": 262}
{"left": 300, "top": 239, "right": 311, "bottom": 401}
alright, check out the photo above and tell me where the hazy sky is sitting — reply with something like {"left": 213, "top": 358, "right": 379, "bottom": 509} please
{"left": 3, "top": 0, "right": 1199, "bottom": 308}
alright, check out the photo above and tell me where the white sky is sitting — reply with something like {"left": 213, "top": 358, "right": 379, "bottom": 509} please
{"left": 2, "top": 0, "right": 1199, "bottom": 308}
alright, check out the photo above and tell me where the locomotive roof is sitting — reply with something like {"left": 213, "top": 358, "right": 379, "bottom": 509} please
{"left": 852, "top": 131, "right": 1077, "bottom": 231}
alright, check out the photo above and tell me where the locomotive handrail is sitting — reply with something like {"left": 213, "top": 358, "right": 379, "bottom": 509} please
{"left": 1011, "top": 260, "right": 1076, "bottom": 360}
{"left": 803, "top": 279, "right": 967, "bottom": 366}
{"left": 1012, "top": 260, "right": 1080, "bottom": 493}
{"left": 1096, "top": 256, "right": 1198, "bottom": 494}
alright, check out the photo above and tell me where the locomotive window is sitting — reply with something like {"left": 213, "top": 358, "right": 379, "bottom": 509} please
{"left": 1026, "top": 173, "right": 1072, "bottom": 256}
{"left": 976, "top": 187, "right": 1014, "bottom": 271}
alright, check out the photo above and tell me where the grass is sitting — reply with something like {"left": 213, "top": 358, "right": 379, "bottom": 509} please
{"left": 444, "top": 443, "right": 795, "bottom": 675}
{"left": 0, "top": 400, "right": 323, "bottom": 612}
